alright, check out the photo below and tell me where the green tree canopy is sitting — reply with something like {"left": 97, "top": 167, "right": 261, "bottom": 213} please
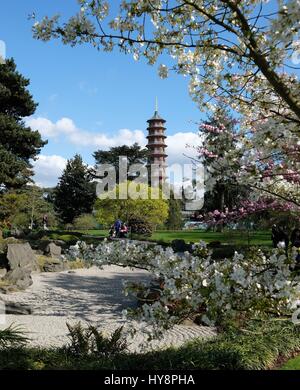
{"left": 166, "top": 197, "right": 183, "bottom": 230}
{"left": 94, "top": 143, "right": 149, "bottom": 181}
{"left": 0, "top": 186, "right": 57, "bottom": 229}
{"left": 0, "top": 59, "right": 46, "bottom": 189}
{"left": 200, "top": 104, "right": 249, "bottom": 213}
{"left": 95, "top": 181, "right": 169, "bottom": 226}
{"left": 54, "top": 154, "right": 96, "bottom": 224}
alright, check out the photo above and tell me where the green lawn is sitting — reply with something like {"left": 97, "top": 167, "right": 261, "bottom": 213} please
{"left": 79, "top": 229, "right": 271, "bottom": 247}
{"left": 280, "top": 354, "right": 300, "bottom": 370}
{"left": 149, "top": 230, "right": 271, "bottom": 246}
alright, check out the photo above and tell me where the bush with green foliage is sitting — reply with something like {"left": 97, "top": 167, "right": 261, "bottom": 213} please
{"left": 73, "top": 214, "right": 97, "bottom": 230}
{"left": 0, "top": 325, "right": 29, "bottom": 349}
{"left": 0, "top": 187, "right": 57, "bottom": 229}
{"left": 95, "top": 181, "right": 169, "bottom": 227}
{"left": 0, "top": 320, "right": 299, "bottom": 370}
{"left": 129, "top": 218, "right": 153, "bottom": 236}
{"left": 66, "top": 322, "right": 127, "bottom": 357}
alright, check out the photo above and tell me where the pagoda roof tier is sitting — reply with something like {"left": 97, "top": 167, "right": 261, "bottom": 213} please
{"left": 147, "top": 143, "right": 168, "bottom": 148}
{"left": 147, "top": 110, "right": 166, "bottom": 123}
{"left": 146, "top": 134, "right": 167, "bottom": 139}
{"left": 149, "top": 153, "right": 168, "bottom": 157}
{"left": 147, "top": 124, "right": 166, "bottom": 129}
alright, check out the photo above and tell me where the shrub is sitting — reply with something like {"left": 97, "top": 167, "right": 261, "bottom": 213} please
{"left": 11, "top": 213, "right": 30, "bottom": 229}
{"left": 0, "top": 325, "right": 29, "bottom": 349}
{"left": 0, "top": 321, "right": 298, "bottom": 370}
{"left": 57, "top": 234, "right": 80, "bottom": 243}
{"left": 73, "top": 214, "right": 97, "bottom": 230}
{"left": 66, "top": 322, "right": 127, "bottom": 357}
{"left": 2, "top": 229, "right": 11, "bottom": 239}
{"left": 129, "top": 218, "right": 153, "bottom": 236}
{"left": 68, "top": 259, "right": 86, "bottom": 269}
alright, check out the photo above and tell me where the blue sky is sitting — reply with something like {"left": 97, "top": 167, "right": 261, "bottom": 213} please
{"left": 0, "top": 0, "right": 202, "bottom": 187}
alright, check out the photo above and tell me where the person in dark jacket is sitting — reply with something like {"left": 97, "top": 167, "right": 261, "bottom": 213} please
{"left": 114, "top": 219, "right": 122, "bottom": 238}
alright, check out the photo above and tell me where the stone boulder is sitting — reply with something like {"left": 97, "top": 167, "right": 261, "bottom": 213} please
{"left": 3, "top": 268, "right": 33, "bottom": 290}
{"left": 43, "top": 257, "right": 67, "bottom": 272}
{"left": 0, "top": 268, "right": 7, "bottom": 278}
{"left": 7, "top": 243, "right": 40, "bottom": 272}
{"left": 46, "top": 243, "right": 62, "bottom": 258}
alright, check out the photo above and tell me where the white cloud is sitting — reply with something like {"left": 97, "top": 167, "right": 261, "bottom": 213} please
{"left": 166, "top": 132, "right": 200, "bottom": 165}
{"left": 27, "top": 117, "right": 77, "bottom": 138}
{"left": 26, "top": 116, "right": 145, "bottom": 148}
{"left": 28, "top": 116, "right": 201, "bottom": 187}
{"left": 32, "top": 155, "right": 67, "bottom": 188}
{"left": 27, "top": 116, "right": 200, "bottom": 162}
{"left": 68, "top": 128, "right": 145, "bottom": 148}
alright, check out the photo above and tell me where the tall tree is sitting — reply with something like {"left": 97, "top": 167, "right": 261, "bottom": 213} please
{"left": 0, "top": 59, "right": 46, "bottom": 189}
{"left": 165, "top": 196, "right": 183, "bottom": 230}
{"left": 200, "top": 104, "right": 248, "bottom": 214}
{"left": 54, "top": 154, "right": 96, "bottom": 224}
{"left": 93, "top": 143, "right": 149, "bottom": 181}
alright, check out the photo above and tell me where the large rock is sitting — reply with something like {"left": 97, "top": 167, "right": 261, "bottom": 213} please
{"left": 0, "top": 268, "right": 7, "bottom": 278}
{"left": 7, "top": 243, "right": 39, "bottom": 272}
{"left": 46, "top": 243, "right": 62, "bottom": 258}
{"left": 43, "top": 257, "right": 67, "bottom": 272}
{"left": 4, "top": 268, "right": 33, "bottom": 290}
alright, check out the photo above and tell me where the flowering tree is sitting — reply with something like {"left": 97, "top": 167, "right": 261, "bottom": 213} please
{"left": 68, "top": 239, "right": 300, "bottom": 336}
{"left": 32, "top": 0, "right": 300, "bottom": 211}
{"left": 198, "top": 104, "right": 249, "bottom": 216}
{"left": 32, "top": 0, "right": 300, "bottom": 117}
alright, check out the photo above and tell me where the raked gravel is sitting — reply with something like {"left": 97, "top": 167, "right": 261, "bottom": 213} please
{"left": 0, "top": 265, "right": 216, "bottom": 352}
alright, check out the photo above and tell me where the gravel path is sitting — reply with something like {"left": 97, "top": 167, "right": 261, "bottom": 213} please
{"left": 0, "top": 266, "right": 216, "bottom": 352}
